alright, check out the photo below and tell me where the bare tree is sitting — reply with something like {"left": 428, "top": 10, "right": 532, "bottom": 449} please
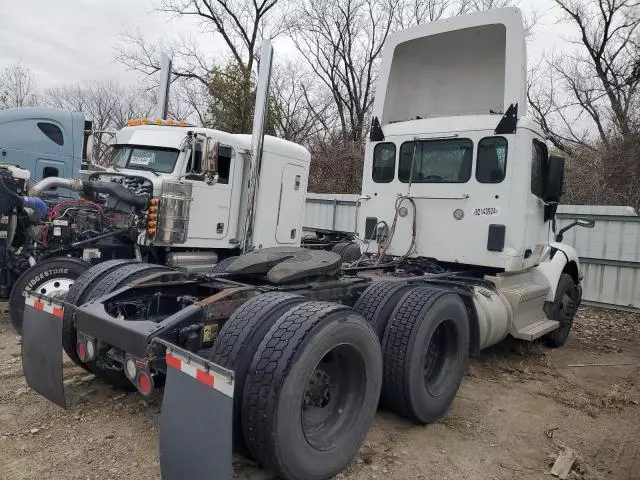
{"left": 116, "top": 0, "right": 288, "bottom": 83}
{"left": 529, "top": 0, "right": 640, "bottom": 151}
{"left": 271, "top": 60, "right": 337, "bottom": 144}
{"left": 45, "top": 81, "right": 154, "bottom": 163}
{"left": 115, "top": 0, "right": 289, "bottom": 125}
{"left": 291, "top": 0, "right": 397, "bottom": 143}
{"left": 0, "top": 62, "right": 38, "bottom": 109}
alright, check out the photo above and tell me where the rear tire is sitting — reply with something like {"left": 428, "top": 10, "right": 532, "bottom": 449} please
{"left": 211, "top": 256, "right": 238, "bottom": 273}
{"left": 341, "top": 243, "right": 362, "bottom": 263}
{"left": 76, "top": 262, "right": 173, "bottom": 388}
{"left": 381, "top": 287, "right": 469, "bottom": 424}
{"left": 331, "top": 242, "right": 350, "bottom": 258}
{"left": 9, "top": 257, "right": 90, "bottom": 334}
{"left": 543, "top": 274, "right": 580, "bottom": 348}
{"left": 62, "top": 259, "right": 138, "bottom": 369}
{"left": 207, "top": 292, "right": 306, "bottom": 458}
{"left": 354, "top": 280, "right": 414, "bottom": 338}
{"left": 242, "top": 302, "right": 382, "bottom": 480}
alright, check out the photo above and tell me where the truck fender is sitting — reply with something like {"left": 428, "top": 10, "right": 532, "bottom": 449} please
{"left": 532, "top": 242, "right": 581, "bottom": 302}
{"left": 458, "top": 293, "right": 481, "bottom": 357}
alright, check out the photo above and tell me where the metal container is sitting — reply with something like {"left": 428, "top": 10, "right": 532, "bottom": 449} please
{"left": 156, "top": 181, "right": 193, "bottom": 245}
{"left": 166, "top": 251, "right": 219, "bottom": 268}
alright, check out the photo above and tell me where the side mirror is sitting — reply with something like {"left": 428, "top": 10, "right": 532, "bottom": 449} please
{"left": 544, "top": 154, "right": 565, "bottom": 204}
{"left": 204, "top": 139, "right": 219, "bottom": 173}
{"left": 576, "top": 219, "right": 595, "bottom": 228}
{"left": 555, "top": 218, "right": 595, "bottom": 242}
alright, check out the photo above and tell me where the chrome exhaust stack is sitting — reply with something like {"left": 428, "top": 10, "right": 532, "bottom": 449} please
{"left": 241, "top": 40, "right": 274, "bottom": 253}
{"left": 156, "top": 53, "right": 172, "bottom": 119}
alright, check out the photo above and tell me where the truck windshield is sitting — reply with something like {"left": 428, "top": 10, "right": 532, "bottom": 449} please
{"left": 111, "top": 145, "right": 179, "bottom": 173}
{"left": 398, "top": 139, "right": 473, "bottom": 183}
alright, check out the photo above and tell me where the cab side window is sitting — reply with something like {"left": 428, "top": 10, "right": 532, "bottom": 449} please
{"left": 531, "top": 140, "right": 547, "bottom": 198}
{"left": 476, "top": 137, "right": 507, "bottom": 183}
{"left": 37, "top": 122, "right": 64, "bottom": 146}
{"left": 372, "top": 143, "right": 396, "bottom": 183}
{"left": 217, "top": 145, "right": 232, "bottom": 184}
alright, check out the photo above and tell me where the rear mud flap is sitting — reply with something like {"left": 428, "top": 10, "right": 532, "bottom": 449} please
{"left": 155, "top": 340, "right": 234, "bottom": 480}
{"left": 21, "top": 294, "right": 66, "bottom": 408}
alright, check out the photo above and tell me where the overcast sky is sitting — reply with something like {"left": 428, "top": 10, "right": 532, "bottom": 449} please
{"left": 0, "top": 0, "right": 570, "bottom": 89}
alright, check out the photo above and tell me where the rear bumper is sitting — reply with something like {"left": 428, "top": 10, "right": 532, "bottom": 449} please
{"left": 75, "top": 299, "right": 204, "bottom": 360}
{"left": 21, "top": 292, "right": 235, "bottom": 479}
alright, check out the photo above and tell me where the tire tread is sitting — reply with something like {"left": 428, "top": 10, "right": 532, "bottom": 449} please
{"left": 242, "top": 301, "right": 352, "bottom": 469}
{"left": 381, "top": 286, "right": 444, "bottom": 420}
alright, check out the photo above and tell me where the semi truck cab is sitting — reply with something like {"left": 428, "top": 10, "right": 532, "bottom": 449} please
{"left": 97, "top": 122, "right": 310, "bottom": 251}
{"left": 360, "top": 8, "right": 559, "bottom": 273}
{"left": 0, "top": 107, "right": 88, "bottom": 181}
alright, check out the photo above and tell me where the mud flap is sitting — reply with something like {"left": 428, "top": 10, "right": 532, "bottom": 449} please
{"left": 21, "top": 294, "right": 66, "bottom": 408}
{"left": 155, "top": 339, "right": 234, "bottom": 480}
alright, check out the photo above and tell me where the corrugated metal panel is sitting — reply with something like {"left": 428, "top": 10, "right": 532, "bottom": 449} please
{"left": 304, "top": 194, "right": 359, "bottom": 233}
{"left": 557, "top": 205, "right": 640, "bottom": 311}
{"left": 303, "top": 197, "right": 640, "bottom": 311}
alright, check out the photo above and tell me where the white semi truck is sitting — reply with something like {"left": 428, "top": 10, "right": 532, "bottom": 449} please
{"left": 20, "top": 8, "right": 594, "bottom": 480}
{"left": 7, "top": 42, "right": 315, "bottom": 331}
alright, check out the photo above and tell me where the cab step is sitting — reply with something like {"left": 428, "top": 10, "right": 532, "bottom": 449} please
{"left": 512, "top": 319, "right": 559, "bottom": 341}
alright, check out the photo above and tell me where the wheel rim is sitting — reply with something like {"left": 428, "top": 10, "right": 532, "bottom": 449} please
{"left": 301, "top": 345, "right": 366, "bottom": 451}
{"left": 35, "top": 277, "right": 75, "bottom": 299}
{"left": 423, "top": 319, "right": 459, "bottom": 397}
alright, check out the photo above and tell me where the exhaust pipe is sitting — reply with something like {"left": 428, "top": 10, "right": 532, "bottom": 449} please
{"left": 156, "top": 53, "right": 172, "bottom": 119}
{"left": 29, "top": 178, "right": 148, "bottom": 210}
{"left": 241, "top": 40, "right": 274, "bottom": 253}
{"left": 29, "top": 177, "right": 84, "bottom": 197}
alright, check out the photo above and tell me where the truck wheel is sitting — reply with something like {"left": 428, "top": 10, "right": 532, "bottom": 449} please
{"left": 76, "top": 263, "right": 173, "bottom": 388}
{"left": 9, "top": 257, "right": 90, "bottom": 334}
{"left": 207, "top": 292, "right": 306, "bottom": 458}
{"left": 242, "top": 302, "right": 382, "bottom": 480}
{"left": 84, "top": 263, "right": 172, "bottom": 300}
{"left": 543, "top": 274, "right": 580, "bottom": 348}
{"left": 341, "top": 243, "right": 362, "bottom": 263}
{"left": 62, "top": 259, "right": 138, "bottom": 369}
{"left": 211, "top": 256, "right": 238, "bottom": 273}
{"left": 331, "top": 242, "right": 350, "bottom": 257}
{"left": 354, "top": 280, "right": 414, "bottom": 338}
{"left": 381, "top": 287, "right": 469, "bottom": 424}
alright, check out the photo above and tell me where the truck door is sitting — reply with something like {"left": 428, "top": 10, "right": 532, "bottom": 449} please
{"left": 522, "top": 138, "right": 550, "bottom": 267}
{"left": 185, "top": 142, "right": 234, "bottom": 242}
{"left": 276, "top": 164, "right": 307, "bottom": 244}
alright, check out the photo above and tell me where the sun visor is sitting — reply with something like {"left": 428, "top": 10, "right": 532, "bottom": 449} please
{"left": 375, "top": 8, "right": 526, "bottom": 124}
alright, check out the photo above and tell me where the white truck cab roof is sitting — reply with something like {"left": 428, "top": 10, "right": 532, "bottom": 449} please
{"left": 374, "top": 7, "right": 527, "bottom": 125}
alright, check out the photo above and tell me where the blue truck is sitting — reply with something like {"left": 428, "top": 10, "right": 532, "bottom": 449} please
{"left": 0, "top": 106, "right": 90, "bottom": 181}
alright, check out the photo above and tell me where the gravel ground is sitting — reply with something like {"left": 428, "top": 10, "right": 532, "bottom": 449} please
{"left": 0, "top": 303, "right": 639, "bottom": 480}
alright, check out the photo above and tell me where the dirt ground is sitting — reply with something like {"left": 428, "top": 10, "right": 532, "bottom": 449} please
{"left": 0, "top": 303, "right": 638, "bottom": 480}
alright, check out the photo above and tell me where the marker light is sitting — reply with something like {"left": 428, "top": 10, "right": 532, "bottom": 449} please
{"left": 124, "top": 358, "right": 136, "bottom": 380}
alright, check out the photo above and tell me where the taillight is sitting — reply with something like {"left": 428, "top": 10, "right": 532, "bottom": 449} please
{"left": 77, "top": 342, "right": 87, "bottom": 362}
{"left": 124, "top": 354, "right": 154, "bottom": 396}
{"left": 76, "top": 333, "right": 96, "bottom": 363}
{"left": 137, "top": 371, "right": 153, "bottom": 396}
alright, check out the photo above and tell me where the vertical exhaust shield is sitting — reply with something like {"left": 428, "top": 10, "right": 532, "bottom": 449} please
{"left": 156, "top": 53, "right": 172, "bottom": 119}
{"left": 241, "top": 40, "right": 274, "bottom": 252}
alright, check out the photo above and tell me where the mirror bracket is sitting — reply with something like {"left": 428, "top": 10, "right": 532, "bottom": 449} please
{"left": 555, "top": 219, "right": 595, "bottom": 242}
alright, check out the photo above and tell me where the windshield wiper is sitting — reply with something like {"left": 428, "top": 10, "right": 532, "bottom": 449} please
{"left": 129, "top": 165, "right": 160, "bottom": 176}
